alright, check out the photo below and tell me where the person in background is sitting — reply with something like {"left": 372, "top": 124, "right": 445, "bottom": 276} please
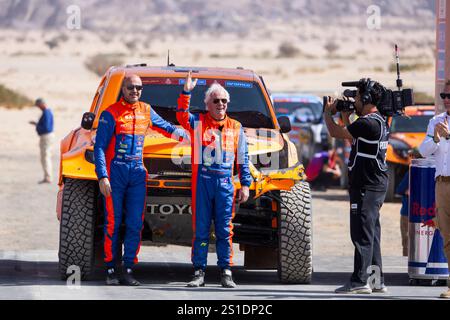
{"left": 395, "top": 148, "right": 422, "bottom": 257}
{"left": 306, "top": 149, "right": 342, "bottom": 191}
{"left": 29, "top": 98, "right": 54, "bottom": 184}
{"left": 396, "top": 171, "right": 409, "bottom": 257}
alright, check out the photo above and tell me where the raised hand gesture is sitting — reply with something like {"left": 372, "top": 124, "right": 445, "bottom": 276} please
{"left": 184, "top": 70, "right": 198, "bottom": 93}
{"left": 435, "top": 117, "right": 449, "bottom": 141}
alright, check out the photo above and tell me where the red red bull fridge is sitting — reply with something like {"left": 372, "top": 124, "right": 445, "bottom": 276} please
{"left": 408, "top": 158, "right": 449, "bottom": 285}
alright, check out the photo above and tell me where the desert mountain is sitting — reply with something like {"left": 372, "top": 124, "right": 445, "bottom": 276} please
{"left": 0, "top": 0, "right": 435, "bottom": 35}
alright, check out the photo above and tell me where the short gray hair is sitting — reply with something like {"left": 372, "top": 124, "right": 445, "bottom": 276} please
{"left": 35, "top": 98, "right": 45, "bottom": 106}
{"left": 204, "top": 83, "right": 230, "bottom": 105}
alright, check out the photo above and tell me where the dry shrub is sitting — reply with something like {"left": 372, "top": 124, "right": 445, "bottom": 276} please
{"left": 140, "top": 52, "right": 158, "bottom": 58}
{"left": 355, "top": 49, "right": 368, "bottom": 56}
{"left": 15, "top": 36, "right": 27, "bottom": 43}
{"left": 277, "top": 42, "right": 301, "bottom": 58}
{"left": 85, "top": 54, "right": 124, "bottom": 77}
{"left": 10, "top": 51, "right": 47, "bottom": 57}
{"left": 99, "top": 34, "right": 113, "bottom": 44}
{"left": 324, "top": 40, "right": 339, "bottom": 57}
{"left": 0, "top": 84, "right": 33, "bottom": 109}
{"left": 253, "top": 50, "right": 273, "bottom": 59}
{"left": 56, "top": 33, "right": 69, "bottom": 43}
{"left": 125, "top": 40, "right": 138, "bottom": 51}
{"left": 373, "top": 66, "right": 384, "bottom": 72}
{"left": 45, "top": 39, "right": 59, "bottom": 50}
{"left": 44, "top": 33, "right": 69, "bottom": 50}
{"left": 75, "top": 34, "right": 85, "bottom": 42}
{"left": 209, "top": 53, "right": 238, "bottom": 59}
{"left": 296, "top": 66, "right": 325, "bottom": 74}
{"left": 329, "top": 63, "right": 343, "bottom": 69}
{"left": 332, "top": 54, "right": 357, "bottom": 60}
{"left": 388, "top": 62, "right": 433, "bottom": 72}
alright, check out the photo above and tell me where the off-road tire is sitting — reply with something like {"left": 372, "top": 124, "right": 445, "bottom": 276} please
{"left": 58, "top": 178, "right": 98, "bottom": 280}
{"left": 278, "top": 181, "right": 313, "bottom": 284}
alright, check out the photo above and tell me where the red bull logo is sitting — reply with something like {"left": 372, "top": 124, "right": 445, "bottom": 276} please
{"left": 410, "top": 202, "right": 436, "bottom": 226}
{"left": 411, "top": 201, "right": 436, "bottom": 219}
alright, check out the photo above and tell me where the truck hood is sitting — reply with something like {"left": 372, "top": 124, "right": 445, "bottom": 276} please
{"left": 143, "top": 127, "right": 284, "bottom": 157}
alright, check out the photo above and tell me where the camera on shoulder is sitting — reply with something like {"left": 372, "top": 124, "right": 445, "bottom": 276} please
{"left": 323, "top": 79, "right": 414, "bottom": 117}
{"left": 323, "top": 45, "right": 414, "bottom": 117}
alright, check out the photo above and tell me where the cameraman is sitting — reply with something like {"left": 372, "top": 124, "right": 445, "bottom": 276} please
{"left": 323, "top": 82, "right": 389, "bottom": 294}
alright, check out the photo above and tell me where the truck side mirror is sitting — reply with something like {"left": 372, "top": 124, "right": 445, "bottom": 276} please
{"left": 81, "top": 112, "right": 95, "bottom": 130}
{"left": 278, "top": 116, "right": 291, "bottom": 133}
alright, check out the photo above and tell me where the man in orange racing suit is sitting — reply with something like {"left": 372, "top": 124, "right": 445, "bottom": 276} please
{"left": 177, "top": 71, "right": 252, "bottom": 288}
{"left": 95, "top": 74, "right": 186, "bottom": 286}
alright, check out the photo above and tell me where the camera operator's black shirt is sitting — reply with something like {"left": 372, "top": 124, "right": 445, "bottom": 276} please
{"left": 346, "top": 112, "right": 389, "bottom": 192}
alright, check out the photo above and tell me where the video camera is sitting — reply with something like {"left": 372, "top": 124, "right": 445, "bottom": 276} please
{"left": 323, "top": 45, "right": 415, "bottom": 117}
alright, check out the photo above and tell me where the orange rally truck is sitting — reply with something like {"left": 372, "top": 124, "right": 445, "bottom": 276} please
{"left": 56, "top": 64, "right": 313, "bottom": 283}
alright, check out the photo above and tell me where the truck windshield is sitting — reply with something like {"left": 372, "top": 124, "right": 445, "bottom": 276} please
{"left": 134, "top": 78, "right": 274, "bottom": 129}
{"left": 390, "top": 115, "right": 433, "bottom": 133}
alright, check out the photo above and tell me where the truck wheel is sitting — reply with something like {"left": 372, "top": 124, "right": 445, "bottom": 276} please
{"left": 278, "top": 181, "right": 313, "bottom": 284}
{"left": 385, "top": 163, "right": 396, "bottom": 202}
{"left": 58, "top": 178, "right": 98, "bottom": 280}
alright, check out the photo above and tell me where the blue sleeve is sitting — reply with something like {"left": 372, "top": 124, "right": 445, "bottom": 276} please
{"left": 94, "top": 111, "right": 115, "bottom": 180}
{"left": 36, "top": 109, "right": 54, "bottom": 134}
{"left": 45, "top": 110, "right": 54, "bottom": 132}
{"left": 236, "top": 127, "right": 252, "bottom": 187}
{"left": 150, "top": 108, "right": 188, "bottom": 140}
{"left": 150, "top": 108, "right": 176, "bottom": 133}
{"left": 395, "top": 172, "right": 409, "bottom": 195}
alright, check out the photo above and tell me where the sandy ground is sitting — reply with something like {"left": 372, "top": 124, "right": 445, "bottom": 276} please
{"left": 0, "top": 28, "right": 413, "bottom": 255}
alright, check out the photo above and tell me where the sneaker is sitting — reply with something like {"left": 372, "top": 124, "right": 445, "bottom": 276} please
{"left": 221, "top": 269, "right": 236, "bottom": 288}
{"left": 335, "top": 282, "right": 372, "bottom": 294}
{"left": 106, "top": 268, "right": 120, "bottom": 286}
{"left": 120, "top": 268, "right": 140, "bottom": 286}
{"left": 38, "top": 179, "right": 52, "bottom": 184}
{"left": 372, "top": 283, "right": 388, "bottom": 293}
{"left": 187, "top": 269, "right": 205, "bottom": 287}
{"left": 440, "top": 289, "right": 450, "bottom": 299}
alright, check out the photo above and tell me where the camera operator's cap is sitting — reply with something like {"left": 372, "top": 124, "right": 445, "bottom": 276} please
{"left": 34, "top": 98, "right": 45, "bottom": 106}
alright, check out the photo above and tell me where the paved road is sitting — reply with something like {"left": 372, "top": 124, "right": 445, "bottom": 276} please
{"left": 0, "top": 247, "right": 447, "bottom": 300}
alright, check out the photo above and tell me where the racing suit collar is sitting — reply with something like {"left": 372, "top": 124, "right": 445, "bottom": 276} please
{"left": 120, "top": 97, "right": 140, "bottom": 110}
{"left": 206, "top": 112, "right": 228, "bottom": 128}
